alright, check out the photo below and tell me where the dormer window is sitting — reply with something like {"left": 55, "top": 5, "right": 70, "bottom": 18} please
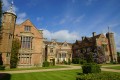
{"left": 24, "top": 26, "right": 31, "bottom": 31}
{"left": 64, "top": 44, "right": 67, "bottom": 47}
{"left": 53, "top": 43, "right": 56, "bottom": 46}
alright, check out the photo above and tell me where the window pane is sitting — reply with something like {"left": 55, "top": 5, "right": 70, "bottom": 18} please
{"left": 24, "top": 26, "right": 31, "bottom": 31}
{"left": 21, "top": 36, "right": 32, "bottom": 49}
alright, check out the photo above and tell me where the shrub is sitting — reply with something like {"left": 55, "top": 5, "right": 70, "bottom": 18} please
{"left": 82, "top": 63, "right": 101, "bottom": 74}
{"left": 76, "top": 72, "right": 120, "bottom": 80}
{"left": 0, "top": 65, "right": 5, "bottom": 70}
{"left": 52, "top": 59, "right": 55, "bottom": 66}
{"left": 117, "top": 57, "right": 120, "bottom": 64}
{"left": 49, "top": 59, "right": 55, "bottom": 66}
{"left": 72, "top": 58, "right": 80, "bottom": 64}
{"left": 79, "top": 59, "right": 86, "bottom": 65}
{"left": 42, "top": 61, "right": 49, "bottom": 67}
{"left": 86, "top": 52, "right": 94, "bottom": 63}
{"left": 63, "top": 60, "right": 67, "bottom": 64}
{"left": 68, "top": 58, "right": 71, "bottom": 65}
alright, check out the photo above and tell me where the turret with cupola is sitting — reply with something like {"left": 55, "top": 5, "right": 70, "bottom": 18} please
{"left": 0, "top": 1, "right": 17, "bottom": 67}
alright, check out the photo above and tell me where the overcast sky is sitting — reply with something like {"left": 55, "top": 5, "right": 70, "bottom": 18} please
{"left": 2, "top": 0, "right": 120, "bottom": 51}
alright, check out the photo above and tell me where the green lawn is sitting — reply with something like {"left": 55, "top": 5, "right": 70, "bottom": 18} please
{"left": 2, "top": 66, "right": 69, "bottom": 71}
{"left": 1, "top": 69, "right": 81, "bottom": 80}
{"left": 71, "top": 64, "right": 81, "bottom": 66}
{"left": 104, "top": 66, "right": 120, "bottom": 70}
{"left": 100, "top": 63, "right": 116, "bottom": 66}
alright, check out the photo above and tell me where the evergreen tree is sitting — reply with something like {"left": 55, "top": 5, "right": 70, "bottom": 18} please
{"left": 0, "top": 53, "right": 3, "bottom": 65}
{"left": 10, "top": 38, "right": 21, "bottom": 68}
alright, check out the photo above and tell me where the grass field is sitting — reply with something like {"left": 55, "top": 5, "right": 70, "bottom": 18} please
{"left": 1, "top": 69, "right": 81, "bottom": 80}
{"left": 104, "top": 66, "right": 120, "bottom": 70}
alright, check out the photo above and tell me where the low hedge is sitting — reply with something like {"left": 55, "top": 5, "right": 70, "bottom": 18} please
{"left": 42, "top": 61, "right": 49, "bottom": 67}
{"left": 82, "top": 63, "right": 101, "bottom": 74}
{"left": 76, "top": 72, "right": 120, "bottom": 80}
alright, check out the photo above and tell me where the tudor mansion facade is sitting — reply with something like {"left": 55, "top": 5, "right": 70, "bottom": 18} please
{"left": 0, "top": 2, "right": 117, "bottom": 68}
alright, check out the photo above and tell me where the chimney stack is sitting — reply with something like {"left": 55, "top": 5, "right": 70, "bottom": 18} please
{"left": 82, "top": 36, "right": 85, "bottom": 41}
{"left": 92, "top": 32, "right": 96, "bottom": 37}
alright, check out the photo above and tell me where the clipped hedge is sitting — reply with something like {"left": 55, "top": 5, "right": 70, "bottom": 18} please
{"left": 82, "top": 63, "right": 101, "bottom": 74}
{"left": 42, "top": 61, "right": 49, "bottom": 67}
{"left": 76, "top": 72, "right": 120, "bottom": 80}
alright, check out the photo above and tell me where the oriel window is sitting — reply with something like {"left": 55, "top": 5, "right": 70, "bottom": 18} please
{"left": 21, "top": 36, "right": 32, "bottom": 49}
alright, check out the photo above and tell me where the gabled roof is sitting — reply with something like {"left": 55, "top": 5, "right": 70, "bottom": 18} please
{"left": 83, "top": 34, "right": 102, "bottom": 43}
{"left": 43, "top": 40, "right": 72, "bottom": 46}
{"left": 15, "top": 19, "right": 43, "bottom": 38}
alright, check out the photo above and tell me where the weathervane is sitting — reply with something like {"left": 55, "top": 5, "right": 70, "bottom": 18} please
{"left": 6, "top": 0, "right": 16, "bottom": 15}
{"left": 10, "top": 0, "right": 14, "bottom": 11}
{"left": 108, "top": 26, "right": 110, "bottom": 33}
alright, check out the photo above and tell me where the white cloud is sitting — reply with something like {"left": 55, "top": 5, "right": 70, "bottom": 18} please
{"left": 58, "top": 15, "right": 85, "bottom": 25}
{"left": 59, "top": 18, "right": 66, "bottom": 25}
{"left": 36, "top": 17, "right": 44, "bottom": 22}
{"left": 43, "top": 29, "right": 80, "bottom": 43}
{"left": 16, "top": 13, "right": 27, "bottom": 24}
{"left": 109, "top": 23, "right": 120, "bottom": 28}
{"left": 73, "top": 15, "right": 85, "bottom": 23}
{"left": 58, "top": 16, "right": 71, "bottom": 25}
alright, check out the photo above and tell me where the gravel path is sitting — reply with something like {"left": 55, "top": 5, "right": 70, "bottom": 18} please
{"left": 0, "top": 64, "right": 120, "bottom": 74}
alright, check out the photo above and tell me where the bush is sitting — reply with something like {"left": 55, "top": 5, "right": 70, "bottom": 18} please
{"left": 63, "top": 60, "right": 67, "bottom": 64}
{"left": 76, "top": 72, "right": 120, "bottom": 80}
{"left": 42, "top": 61, "right": 49, "bottom": 67}
{"left": 52, "top": 59, "right": 55, "bottom": 66}
{"left": 79, "top": 59, "right": 87, "bottom": 65}
{"left": 49, "top": 59, "right": 55, "bottom": 66}
{"left": 72, "top": 58, "right": 80, "bottom": 64}
{"left": 117, "top": 57, "right": 120, "bottom": 64}
{"left": 68, "top": 58, "right": 71, "bottom": 65}
{"left": 0, "top": 65, "right": 5, "bottom": 70}
{"left": 82, "top": 63, "right": 101, "bottom": 74}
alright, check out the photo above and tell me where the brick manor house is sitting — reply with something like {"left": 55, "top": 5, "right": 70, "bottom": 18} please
{"left": 72, "top": 32, "right": 117, "bottom": 63}
{"left": 0, "top": 2, "right": 72, "bottom": 68}
{"left": 0, "top": 2, "right": 117, "bottom": 68}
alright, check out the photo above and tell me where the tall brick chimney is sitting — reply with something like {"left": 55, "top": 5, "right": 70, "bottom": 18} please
{"left": 92, "top": 32, "right": 96, "bottom": 37}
